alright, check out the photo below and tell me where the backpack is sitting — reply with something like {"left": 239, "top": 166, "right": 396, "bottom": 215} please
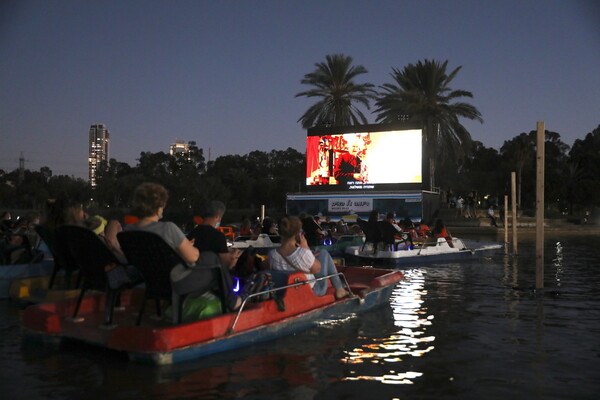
{"left": 241, "top": 270, "right": 274, "bottom": 302}
{"left": 232, "top": 247, "right": 267, "bottom": 280}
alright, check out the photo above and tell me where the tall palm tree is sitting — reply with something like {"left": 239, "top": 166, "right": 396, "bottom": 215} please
{"left": 375, "top": 59, "right": 482, "bottom": 188}
{"left": 296, "top": 54, "right": 377, "bottom": 129}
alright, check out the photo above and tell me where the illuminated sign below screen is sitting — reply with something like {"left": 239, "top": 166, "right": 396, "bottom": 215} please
{"left": 306, "top": 128, "right": 422, "bottom": 192}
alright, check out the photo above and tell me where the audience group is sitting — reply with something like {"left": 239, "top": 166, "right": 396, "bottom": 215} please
{"left": 4, "top": 182, "right": 460, "bottom": 321}
{"left": 5, "top": 182, "right": 360, "bottom": 318}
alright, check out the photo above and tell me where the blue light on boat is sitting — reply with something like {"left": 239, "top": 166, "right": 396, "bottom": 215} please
{"left": 233, "top": 277, "right": 240, "bottom": 292}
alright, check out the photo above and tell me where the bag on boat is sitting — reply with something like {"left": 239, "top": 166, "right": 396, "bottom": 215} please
{"left": 232, "top": 247, "right": 267, "bottom": 280}
{"left": 165, "top": 291, "right": 223, "bottom": 322}
{"left": 241, "top": 270, "right": 274, "bottom": 302}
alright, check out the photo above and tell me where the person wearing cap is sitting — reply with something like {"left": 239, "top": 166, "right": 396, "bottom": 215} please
{"left": 85, "top": 214, "right": 127, "bottom": 264}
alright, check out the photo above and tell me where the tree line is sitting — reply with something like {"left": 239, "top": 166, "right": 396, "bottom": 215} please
{"left": 1, "top": 125, "right": 598, "bottom": 222}
{"left": 0, "top": 144, "right": 305, "bottom": 224}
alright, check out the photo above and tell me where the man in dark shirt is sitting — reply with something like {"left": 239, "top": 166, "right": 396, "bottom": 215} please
{"left": 188, "top": 200, "right": 241, "bottom": 269}
{"left": 301, "top": 214, "right": 325, "bottom": 247}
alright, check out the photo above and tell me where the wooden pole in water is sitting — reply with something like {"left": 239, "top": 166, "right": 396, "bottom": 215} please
{"left": 504, "top": 195, "right": 509, "bottom": 243}
{"left": 260, "top": 205, "right": 265, "bottom": 222}
{"left": 511, "top": 171, "right": 518, "bottom": 255}
{"left": 536, "top": 122, "right": 545, "bottom": 289}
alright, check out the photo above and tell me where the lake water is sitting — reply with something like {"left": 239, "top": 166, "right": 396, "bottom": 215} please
{"left": 1, "top": 232, "right": 599, "bottom": 400}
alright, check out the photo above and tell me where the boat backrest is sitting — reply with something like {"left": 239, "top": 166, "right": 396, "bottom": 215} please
{"left": 58, "top": 225, "right": 119, "bottom": 291}
{"left": 37, "top": 224, "right": 81, "bottom": 288}
{"left": 217, "top": 226, "right": 235, "bottom": 241}
{"left": 378, "top": 221, "right": 397, "bottom": 245}
{"left": 363, "top": 222, "right": 382, "bottom": 244}
{"left": 123, "top": 215, "right": 139, "bottom": 225}
{"left": 117, "top": 230, "right": 186, "bottom": 299}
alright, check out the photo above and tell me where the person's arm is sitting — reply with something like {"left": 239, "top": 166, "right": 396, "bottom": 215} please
{"left": 297, "top": 232, "right": 321, "bottom": 274}
{"left": 177, "top": 237, "right": 200, "bottom": 264}
{"left": 219, "top": 248, "right": 242, "bottom": 269}
{"left": 308, "top": 257, "right": 321, "bottom": 274}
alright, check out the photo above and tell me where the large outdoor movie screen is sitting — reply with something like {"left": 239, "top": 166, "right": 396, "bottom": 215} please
{"left": 306, "top": 127, "right": 422, "bottom": 192}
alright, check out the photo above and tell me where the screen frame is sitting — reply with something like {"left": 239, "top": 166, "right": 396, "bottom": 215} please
{"left": 305, "top": 122, "right": 427, "bottom": 193}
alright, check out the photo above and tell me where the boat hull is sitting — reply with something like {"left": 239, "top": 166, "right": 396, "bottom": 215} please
{"left": 22, "top": 267, "right": 403, "bottom": 365}
{"left": 344, "top": 238, "right": 503, "bottom": 266}
{"left": 0, "top": 260, "right": 54, "bottom": 299}
{"left": 129, "top": 284, "right": 393, "bottom": 364}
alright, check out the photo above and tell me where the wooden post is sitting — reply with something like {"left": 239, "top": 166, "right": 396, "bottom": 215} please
{"left": 511, "top": 171, "right": 518, "bottom": 255}
{"left": 536, "top": 122, "right": 545, "bottom": 289}
{"left": 260, "top": 205, "right": 265, "bottom": 222}
{"left": 504, "top": 195, "right": 508, "bottom": 243}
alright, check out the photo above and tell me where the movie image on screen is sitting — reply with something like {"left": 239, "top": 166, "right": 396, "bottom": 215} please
{"left": 306, "top": 129, "right": 422, "bottom": 191}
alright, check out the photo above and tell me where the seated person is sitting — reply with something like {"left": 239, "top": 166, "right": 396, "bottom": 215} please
{"left": 267, "top": 216, "right": 349, "bottom": 300}
{"left": 381, "top": 212, "right": 413, "bottom": 249}
{"left": 362, "top": 210, "right": 382, "bottom": 245}
{"left": 125, "top": 183, "right": 241, "bottom": 311}
{"left": 1, "top": 212, "right": 42, "bottom": 264}
{"left": 301, "top": 214, "right": 325, "bottom": 246}
{"left": 416, "top": 221, "right": 432, "bottom": 238}
{"left": 400, "top": 217, "right": 415, "bottom": 230}
{"left": 85, "top": 214, "right": 128, "bottom": 264}
{"left": 238, "top": 218, "right": 252, "bottom": 238}
{"left": 323, "top": 216, "right": 337, "bottom": 231}
{"left": 349, "top": 224, "right": 364, "bottom": 236}
{"left": 0, "top": 211, "right": 14, "bottom": 237}
{"left": 84, "top": 214, "right": 141, "bottom": 287}
{"left": 44, "top": 196, "right": 86, "bottom": 230}
{"left": 261, "top": 217, "right": 279, "bottom": 241}
{"left": 336, "top": 219, "right": 349, "bottom": 234}
{"left": 41, "top": 196, "right": 87, "bottom": 273}
{"left": 379, "top": 214, "right": 399, "bottom": 248}
{"left": 433, "top": 218, "right": 453, "bottom": 247}
{"left": 250, "top": 222, "right": 263, "bottom": 240}
{"left": 187, "top": 200, "right": 242, "bottom": 271}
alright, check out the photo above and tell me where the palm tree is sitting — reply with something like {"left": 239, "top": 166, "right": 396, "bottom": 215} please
{"left": 375, "top": 59, "right": 482, "bottom": 188}
{"left": 296, "top": 54, "right": 377, "bottom": 129}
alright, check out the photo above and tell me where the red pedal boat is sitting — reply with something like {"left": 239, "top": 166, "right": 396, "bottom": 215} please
{"left": 22, "top": 266, "right": 403, "bottom": 365}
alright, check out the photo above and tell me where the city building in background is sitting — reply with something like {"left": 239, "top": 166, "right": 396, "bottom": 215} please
{"left": 88, "top": 123, "right": 109, "bottom": 187}
{"left": 169, "top": 139, "right": 189, "bottom": 156}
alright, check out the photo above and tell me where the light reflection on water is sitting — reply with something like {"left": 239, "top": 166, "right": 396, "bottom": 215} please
{"left": 342, "top": 269, "right": 434, "bottom": 384}
{"left": 553, "top": 241, "right": 563, "bottom": 287}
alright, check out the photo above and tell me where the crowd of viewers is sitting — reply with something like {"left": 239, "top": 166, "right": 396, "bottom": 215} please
{"left": 2, "top": 183, "right": 361, "bottom": 318}
{"left": 1, "top": 210, "right": 42, "bottom": 264}
{"left": 2, "top": 182, "right": 464, "bottom": 323}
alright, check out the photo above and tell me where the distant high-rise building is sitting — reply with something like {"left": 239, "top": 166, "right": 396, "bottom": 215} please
{"left": 88, "top": 124, "right": 109, "bottom": 187}
{"left": 169, "top": 139, "right": 189, "bottom": 156}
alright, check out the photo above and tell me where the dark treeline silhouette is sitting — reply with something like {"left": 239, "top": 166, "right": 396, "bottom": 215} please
{"left": 0, "top": 145, "right": 305, "bottom": 224}
{"left": 1, "top": 127, "right": 599, "bottom": 223}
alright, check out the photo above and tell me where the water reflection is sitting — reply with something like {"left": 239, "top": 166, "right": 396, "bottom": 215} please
{"left": 552, "top": 241, "right": 563, "bottom": 287}
{"left": 342, "top": 269, "right": 434, "bottom": 385}
{"left": 502, "top": 249, "right": 521, "bottom": 323}
{"left": 4, "top": 234, "right": 600, "bottom": 399}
